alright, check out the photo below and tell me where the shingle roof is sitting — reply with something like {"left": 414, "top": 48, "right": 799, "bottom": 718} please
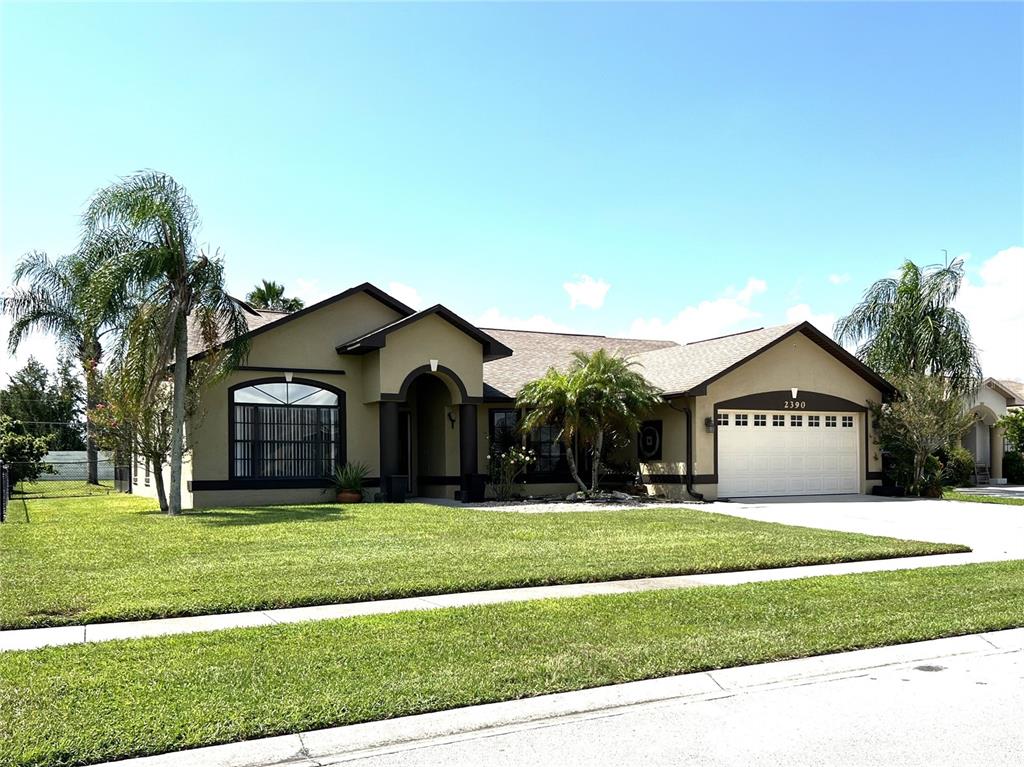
{"left": 482, "top": 322, "right": 894, "bottom": 401}
{"left": 480, "top": 329, "right": 677, "bottom": 400}
{"left": 631, "top": 324, "right": 801, "bottom": 395}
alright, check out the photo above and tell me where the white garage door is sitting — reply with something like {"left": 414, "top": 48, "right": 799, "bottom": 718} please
{"left": 717, "top": 410, "right": 860, "bottom": 497}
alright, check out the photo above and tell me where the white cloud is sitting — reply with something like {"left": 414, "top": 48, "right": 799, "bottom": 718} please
{"left": 626, "top": 277, "right": 767, "bottom": 343}
{"left": 828, "top": 273, "right": 850, "bottom": 285}
{"left": 290, "top": 278, "right": 332, "bottom": 307}
{"left": 475, "top": 307, "right": 574, "bottom": 333}
{"left": 956, "top": 245, "right": 1024, "bottom": 379}
{"left": 785, "top": 303, "right": 836, "bottom": 337}
{"left": 0, "top": 312, "right": 60, "bottom": 381}
{"left": 563, "top": 275, "right": 610, "bottom": 310}
{"left": 387, "top": 281, "right": 426, "bottom": 311}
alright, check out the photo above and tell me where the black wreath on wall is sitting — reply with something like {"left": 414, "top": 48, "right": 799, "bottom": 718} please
{"left": 637, "top": 420, "right": 663, "bottom": 461}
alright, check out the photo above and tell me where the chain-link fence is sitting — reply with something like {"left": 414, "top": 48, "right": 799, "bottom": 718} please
{"left": 7, "top": 458, "right": 131, "bottom": 500}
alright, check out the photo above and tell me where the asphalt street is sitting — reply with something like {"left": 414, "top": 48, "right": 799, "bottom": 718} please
{"left": 340, "top": 649, "right": 1023, "bottom": 767}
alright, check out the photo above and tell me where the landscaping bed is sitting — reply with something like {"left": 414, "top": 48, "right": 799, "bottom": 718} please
{"left": 0, "top": 494, "right": 968, "bottom": 629}
{"left": 2, "top": 560, "right": 1022, "bottom": 767}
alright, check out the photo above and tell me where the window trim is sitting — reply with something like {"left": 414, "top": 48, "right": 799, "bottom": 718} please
{"left": 228, "top": 377, "right": 346, "bottom": 481}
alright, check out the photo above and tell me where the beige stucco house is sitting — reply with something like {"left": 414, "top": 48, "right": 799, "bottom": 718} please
{"left": 133, "top": 282, "right": 901, "bottom": 509}
{"left": 963, "top": 378, "right": 1023, "bottom": 483}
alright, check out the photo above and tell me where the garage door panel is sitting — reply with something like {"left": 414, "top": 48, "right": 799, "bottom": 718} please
{"left": 718, "top": 409, "right": 860, "bottom": 498}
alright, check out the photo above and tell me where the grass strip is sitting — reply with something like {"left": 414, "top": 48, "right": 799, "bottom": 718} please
{"left": 2, "top": 560, "right": 1023, "bottom": 767}
{"left": 0, "top": 495, "right": 968, "bottom": 629}
{"left": 943, "top": 490, "right": 1024, "bottom": 506}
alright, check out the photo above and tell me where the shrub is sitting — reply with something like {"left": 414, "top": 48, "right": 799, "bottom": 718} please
{"left": 487, "top": 444, "right": 535, "bottom": 501}
{"left": 1004, "top": 451, "right": 1024, "bottom": 484}
{"left": 0, "top": 414, "right": 51, "bottom": 487}
{"left": 921, "top": 454, "right": 944, "bottom": 497}
{"left": 939, "top": 445, "right": 975, "bottom": 487}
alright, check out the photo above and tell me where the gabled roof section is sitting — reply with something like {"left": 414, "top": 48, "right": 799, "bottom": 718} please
{"left": 988, "top": 377, "right": 1024, "bottom": 406}
{"left": 632, "top": 321, "right": 896, "bottom": 397}
{"left": 336, "top": 305, "right": 514, "bottom": 362}
{"left": 187, "top": 282, "right": 415, "bottom": 361}
{"left": 481, "top": 329, "right": 677, "bottom": 401}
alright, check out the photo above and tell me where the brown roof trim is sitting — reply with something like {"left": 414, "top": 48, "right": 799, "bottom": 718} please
{"left": 337, "top": 305, "right": 514, "bottom": 362}
{"left": 985, "top": 377, "right": 1022, "bottom": 405}
{"left": 671, "top": 321, "right": 896, "bottom": 398}
{"left": 188, "top": 282, "right": 415, "bottom": 362}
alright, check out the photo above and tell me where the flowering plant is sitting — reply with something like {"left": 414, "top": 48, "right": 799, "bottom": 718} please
{"left": 486, "top": 443, "right": 535, "bottom": 501}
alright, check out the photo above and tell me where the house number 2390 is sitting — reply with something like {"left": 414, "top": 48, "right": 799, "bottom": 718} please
{"left": 783, "top": 400, "right": 806, "bottom": 409}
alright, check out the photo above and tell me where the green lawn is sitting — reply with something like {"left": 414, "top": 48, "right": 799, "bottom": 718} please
{"left": 12, "top": 479, "right": 116, "bottom": 499}
{"left": 0, "top": 495, "right": 968, "bottom": 630}
{"left": 2, "top": 560, "right": 1022, "bottom": 767}
{"left": 944, "top": 490, "right": 1024, "bottom": 506}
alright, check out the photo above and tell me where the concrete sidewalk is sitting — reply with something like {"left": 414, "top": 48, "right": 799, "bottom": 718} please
{"left": 0, "top": 547, "right": 997, "bottom": 653}
{"left": 98, "top": 627, "right": 1024, "bottom": 767}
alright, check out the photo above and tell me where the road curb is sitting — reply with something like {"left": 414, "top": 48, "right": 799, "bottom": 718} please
{"left": 98, "top": 627, "right": 1024, "bottom": 767}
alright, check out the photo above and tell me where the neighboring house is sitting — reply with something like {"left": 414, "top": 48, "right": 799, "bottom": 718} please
{"left": 963, "top": 378, "right": 1024, "bottom": 483}
{"left": 132, "top": 282, "right": 896, "bottom": 509}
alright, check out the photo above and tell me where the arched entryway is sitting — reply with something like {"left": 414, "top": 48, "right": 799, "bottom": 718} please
{"left": 379, "top": 367, "right": 481, "bottom": 501}
{"left": 964, "top": 404, "right": 1001, "bottom": 483}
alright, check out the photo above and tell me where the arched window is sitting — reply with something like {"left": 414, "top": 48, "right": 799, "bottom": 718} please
{"left": 230, "top": 380, "right": 344, "bottom": 479}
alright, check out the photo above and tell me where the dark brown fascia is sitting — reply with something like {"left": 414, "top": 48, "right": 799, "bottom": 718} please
{"left": 336, "top": 304, "right": 514, "bottom": 362}
{"left": 660, "top": 322, "right": 897, "bottom": 400}
{"left": 188, "top": 282, "right": 416, "bottom": 363}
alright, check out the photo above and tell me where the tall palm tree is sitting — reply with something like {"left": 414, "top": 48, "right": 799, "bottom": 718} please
{"left": 1, "top": 249, "right": 116, "bottom": 483}
{"left": 834, "top": 259, "right": 981, "bottom": 399}
{"left": 517, "top": 368, "right": 591, "bottom": 490}
{"left": 245, "top": 280, "right": 304, "bottom": 312}
{"left": 83, "top": 170, "right": 249, "bottom": 515}
{"left": 517, "top": 349, "right": 662, "bottom": 492}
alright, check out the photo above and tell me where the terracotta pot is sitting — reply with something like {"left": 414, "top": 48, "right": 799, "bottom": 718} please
{"left": 337, "top": 490, "right": 363, "bottom": 504}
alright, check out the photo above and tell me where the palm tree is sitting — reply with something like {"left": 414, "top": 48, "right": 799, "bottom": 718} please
{"left": 245, "top": 280, "right": 304, "bottom": 312}
{"left": 517, "top": 368, "right": 591, "bottom": 490}
{"left": 1, "top": 249, "right": 117, "bottom": 484}
{"left": 82, "top": 170, "right": 249, "bottom": 515}
{"left": 517, "top": 349, "right": 662, "bottom": 492}
{"left": 834, "top": 259, "right": 981, "bottom": 399}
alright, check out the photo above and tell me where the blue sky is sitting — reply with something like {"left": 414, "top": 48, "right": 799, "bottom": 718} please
{"left": 2, "top": 1, "right": 1022, "bottom": 378}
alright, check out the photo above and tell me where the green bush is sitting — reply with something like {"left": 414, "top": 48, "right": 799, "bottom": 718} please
{"left": 1004, "top": 451, "right": 1024, "bottom": 484}
{"left": 921, "top": 454, "right": 944, "bottom": 497}
{"left": 939, "top": 445, "right": 975, "bottom": 487}
{"left": 0, "top": 414, "right": 51, "bottom": 486}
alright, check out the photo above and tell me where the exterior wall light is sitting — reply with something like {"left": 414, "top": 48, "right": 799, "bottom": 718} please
{"left": 704, "top": 417, "right": 715, "bottom": 433}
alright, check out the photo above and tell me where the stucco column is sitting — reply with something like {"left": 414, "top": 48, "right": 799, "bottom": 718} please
{"left": 379, "top": 400, "right": 402, "bottom": 500}
{"left": 991, "top": 425, "right": 1005, "bottom": 480}
{"left": 459, "top": 403, "right": 480, "bottom": 501}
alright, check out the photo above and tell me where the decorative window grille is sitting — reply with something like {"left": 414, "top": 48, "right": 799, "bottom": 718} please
{"left": 232, "top": 382, "right": 341, "bottom": 479}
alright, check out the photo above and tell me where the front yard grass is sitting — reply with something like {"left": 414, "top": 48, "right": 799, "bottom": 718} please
{"left": 2, "top": 560, "right": 1022, "bottom": 767}
{"left": 0, "top": 495, "right": 968, "bottom": 630}
{"left": 944, "top": 490, "right": 1024, "bottom": 506}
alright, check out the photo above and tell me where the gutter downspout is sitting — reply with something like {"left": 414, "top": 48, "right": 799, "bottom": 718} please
{"left": 668, "top": 398, "right": 705, "bottom": 502}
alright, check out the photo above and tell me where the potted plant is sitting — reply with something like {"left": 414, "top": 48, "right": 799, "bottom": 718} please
{"left": 330, "top": 461, "right": 370, "bottom": 503}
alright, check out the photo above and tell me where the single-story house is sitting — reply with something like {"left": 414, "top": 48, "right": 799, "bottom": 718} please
{"left": 132, "top": 282, "right": 901, "bottom": 509}
{"left": 963, "top": 378, "right": 1023, "bottom": 483}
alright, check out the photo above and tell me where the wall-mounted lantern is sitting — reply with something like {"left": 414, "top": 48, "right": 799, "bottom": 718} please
{"left": 704, "top": 417, "right": 715, "bottom": 433}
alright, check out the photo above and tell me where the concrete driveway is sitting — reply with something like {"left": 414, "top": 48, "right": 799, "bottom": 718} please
{"left": 705, "top": 494, "right": 1024, "bottom": 560}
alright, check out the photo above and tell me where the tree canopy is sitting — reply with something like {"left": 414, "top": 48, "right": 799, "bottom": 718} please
{"left": 245, "top": 280, "right": 304, "bottom": 312}
{"left": 517, "top": 349, "right": 662, "bottom": 492}
{"left": 834, "top": 259, "right": 981, "bottom": 399}
{"left": 0, "top": 357, "right": 85, "bottom": 450}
